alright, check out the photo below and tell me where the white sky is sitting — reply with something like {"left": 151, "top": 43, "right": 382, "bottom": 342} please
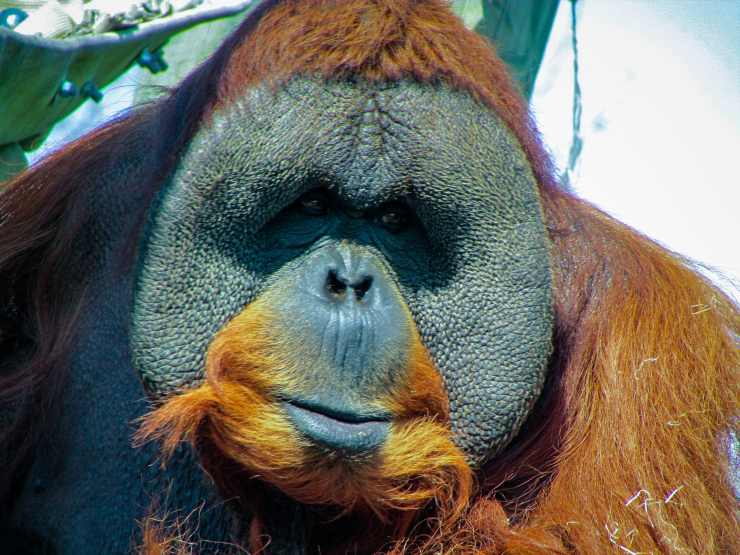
{"left": 532, "top": 0, "right": 740, "bottom": 296}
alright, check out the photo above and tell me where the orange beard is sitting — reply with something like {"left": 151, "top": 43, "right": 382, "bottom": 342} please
{"left": 135, "top": 296, "right": 472, "bottom": 552}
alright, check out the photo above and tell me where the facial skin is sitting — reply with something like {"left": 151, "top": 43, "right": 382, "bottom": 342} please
{"left": 132, "top": 76, "right": 553, "bottom": 465}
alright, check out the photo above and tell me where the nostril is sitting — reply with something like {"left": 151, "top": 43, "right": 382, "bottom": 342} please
{"left": 324, "top": 268, "right": 373, "bottom": 302}
{"left": 326, "top": 269, "right": 347, "bottom": 298}
{"left": 352, "top": 276, "right": 373, "bottom": 300}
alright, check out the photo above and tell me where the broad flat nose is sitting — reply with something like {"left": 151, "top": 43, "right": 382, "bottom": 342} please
{"left": 278, "top": 244, "right": 412, "bottom": 392}
{"left": 307, "top": 248, "right": 383, "bottom": 308}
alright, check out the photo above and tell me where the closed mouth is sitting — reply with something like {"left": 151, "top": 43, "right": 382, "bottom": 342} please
{"left": 282, "top": 399, "right": 391, "bottom": 454}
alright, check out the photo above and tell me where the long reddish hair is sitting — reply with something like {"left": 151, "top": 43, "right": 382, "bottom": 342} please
{"left": 1, "top": 1, "right": 737, "bottom": 552}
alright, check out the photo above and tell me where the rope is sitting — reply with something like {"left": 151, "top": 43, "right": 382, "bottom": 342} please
{"left": 561, "top": 0, "right": 583, "bottom": 191}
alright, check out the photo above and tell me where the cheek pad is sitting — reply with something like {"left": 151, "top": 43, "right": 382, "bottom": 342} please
{"left": 408, "top": 246, "right": 553, "bottom": 466}
{"left": 399, "top": 93, "right": 554, "bottom": 465}
{"left": 130, "top": 86, "right": 329, "bottom": 396}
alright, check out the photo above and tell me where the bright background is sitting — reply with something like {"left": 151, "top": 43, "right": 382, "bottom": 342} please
{"left": 31, "top": 0, "right": 740, "bottom": 295}
{"left": 532, "top": 1, "right": 739, "bottom": 296}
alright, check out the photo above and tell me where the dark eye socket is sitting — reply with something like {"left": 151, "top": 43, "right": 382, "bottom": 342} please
{"left": 298, "top": 189, "right": 330, "bottom": 216}
{"left": 378, "top": 203, "right": 410, "bottom": 233}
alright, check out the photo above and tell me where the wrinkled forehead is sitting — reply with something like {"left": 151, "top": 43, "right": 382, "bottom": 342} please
{"left": 191, "top": 76, "right": 534, "bottom": 211}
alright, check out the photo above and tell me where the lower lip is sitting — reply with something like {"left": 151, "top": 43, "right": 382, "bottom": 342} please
{"left": 282, "top": 402, "right": 390, "bottom": 454}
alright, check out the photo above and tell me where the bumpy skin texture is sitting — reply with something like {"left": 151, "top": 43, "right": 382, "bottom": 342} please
{"left": 132, "top": 77, "right": 553, "bottom": 464}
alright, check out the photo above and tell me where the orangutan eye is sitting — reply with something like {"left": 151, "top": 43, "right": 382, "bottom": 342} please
{"left": 378, "top": 203, "right": 409, "bottom": 233}
{"left": 298, "top": 190, "right": 330, "bottom": 216}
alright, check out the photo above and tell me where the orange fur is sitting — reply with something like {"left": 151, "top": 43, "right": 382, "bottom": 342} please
{"left": 138, "top": 516, "right": 195, "bottom": 555}
{"left": 520, "top": 193, "right": 740, "bottom": 553}
{"left": 136, "top": 295, "right": 472, "bottom": 553}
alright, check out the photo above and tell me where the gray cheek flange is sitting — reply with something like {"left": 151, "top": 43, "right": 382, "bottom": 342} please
{"left": 130, "top": 76, "right": 554, "bottom": 466}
